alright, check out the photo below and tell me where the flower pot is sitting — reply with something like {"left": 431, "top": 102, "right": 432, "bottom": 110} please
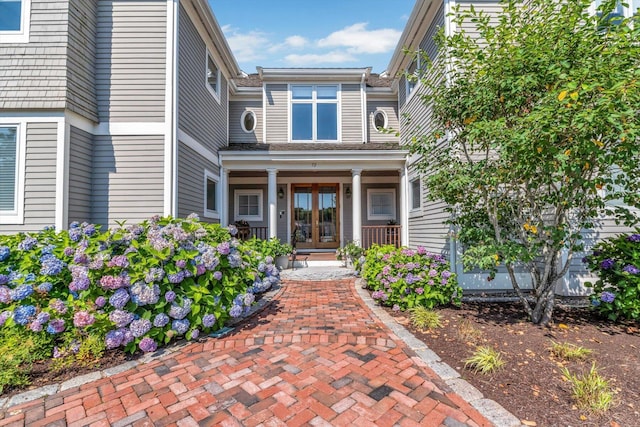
{"left": 275, "top": 255, "right": 290, "bottom": 270}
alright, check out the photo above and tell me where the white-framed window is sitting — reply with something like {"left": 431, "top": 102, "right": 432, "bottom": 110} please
{"left": 410, "top": 178, "right": 421, "bottom": 211}
{"left": 0, "top": 0, "right": 31, "bottom": 43}
{"left": 290, "top": 84, "right": 339, "bottom": 142}
{"left": 405, "top": 50, "right": 425, "bottom": 100}
{"left": 367, "top": 188, "right": 396, "bottom": 221}
{"left": 372, "top": 109, "right": 388, "bottom": 133}
{"left": 206, "top": 52, "right": 220, "bottom": 102}
{"left": 0, "top": 121, "right": 25, "bottom": 224}
{"left": 234, "top": 189, "right": 263, "bottom": 222}
{"left": 203, "top": 170, "right": 219, "bottom": 219}
{"left": 240, "top": 110, "right": 256, "bottom": 133}
{"left": 593, "top": 0, "right": 639, "bottom": 18}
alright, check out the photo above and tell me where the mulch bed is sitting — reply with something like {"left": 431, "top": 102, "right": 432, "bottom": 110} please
{"left": 387, "top": 301, "right": 640, "bottom": 427}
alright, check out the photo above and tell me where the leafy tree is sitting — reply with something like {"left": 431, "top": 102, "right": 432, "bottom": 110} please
{"left": 406, "top": 0, "right": 639, "bottom": 325}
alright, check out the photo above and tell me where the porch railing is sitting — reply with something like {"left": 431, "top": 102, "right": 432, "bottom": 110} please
{"left": 361, "top": 225, "right": 402, "bottom": 249}
{"left": 237, "top": 226, "right": 268, "bottom": 241}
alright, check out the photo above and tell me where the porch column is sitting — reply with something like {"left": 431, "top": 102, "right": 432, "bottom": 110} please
{"left": 352, "top": 168, "right": 362, "bottom": 245}
{"left": 220, "top": 167, "right": 229, "bottom": 226}
{"left": 400, "top": 166, "right": 409, "bottom": 246}
{"left": 267, "top": 168, "right": 278, "bottom": 239}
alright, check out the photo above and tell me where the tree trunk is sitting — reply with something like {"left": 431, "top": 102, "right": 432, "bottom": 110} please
{"left": 530, "top": 284, "right": 556, "bottom": 326}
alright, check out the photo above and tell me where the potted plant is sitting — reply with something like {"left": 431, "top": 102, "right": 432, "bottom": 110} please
{"left": 336, "top": 241, "right": 364, "bottom": 268}
{"left": 265, "top": 237, "right": 293, "bottom": 270}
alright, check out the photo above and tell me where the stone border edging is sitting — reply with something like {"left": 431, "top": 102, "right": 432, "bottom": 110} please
{"left": 0, "top": 282, "right": 286, "bottom": 413}
{"left": 353, "top": 278, "right": 524, "bottom": 427}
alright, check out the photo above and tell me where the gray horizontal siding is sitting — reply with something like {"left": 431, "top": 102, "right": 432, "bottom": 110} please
{"left": 265, "top": 84, "right": 288, "bottom": 143}
{"left": 68, "top": 126, "right": 93, "bottom": 224}
{"left": 341, "top": 84, "right": 362, "bottom": 143}
{"left": 229, "top": 100, "right": 262, "bottom": 143}
{"left": 0, "top": 0, "right": 68, "bottom": 110}
{"left": 367, "top": 100, "right": 400, "bottom": 143}
{"left": 96, "top": 0, "right": 166, "bottom": 122}
{"left": 177, "top": 142, "right": 218, "bottom": 222}
{"left": 67, "top": 0, "right": 98, "bottom": 122}
{"left": 91, "top": 135, "right": 164, "bottom": 227}
{"left": 457, "top": 1, "right": 503, "bottom": 40}
{"left": 177, "top": 4, "right": 228, "bottom": 153}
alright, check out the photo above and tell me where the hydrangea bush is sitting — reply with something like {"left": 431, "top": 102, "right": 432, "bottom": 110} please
{"left": 361, "top": 244, "right": 461, "bottom": 310}
{"left": 584, "top": 230, "right": 640, "bottom": 321}
{"left": 0, "top": 214, "right": 280, "bottom": 356}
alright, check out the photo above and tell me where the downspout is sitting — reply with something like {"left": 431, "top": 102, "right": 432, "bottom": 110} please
{"left": 444, "top": 0, "right": 457, "bottom": 271}
{"left": 171, "top": 0, "right": 179, "bottom": 217}
{"left": 360, "top": 72, "right": 367, "bottom": 143}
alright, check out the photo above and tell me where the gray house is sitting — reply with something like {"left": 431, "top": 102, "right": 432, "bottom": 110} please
{"left": 1, "top": 0, "right": 634, "bottom": 294}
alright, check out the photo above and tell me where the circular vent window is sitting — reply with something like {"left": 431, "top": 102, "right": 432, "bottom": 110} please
{"left": 241, "top": 110, "right": 256, "bottom": 133}
{"left": 373, "top": 110, "right": 387, "bottom": 132}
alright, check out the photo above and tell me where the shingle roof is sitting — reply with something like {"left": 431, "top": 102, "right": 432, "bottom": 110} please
{"left": 221, "top": 143, "right": 404, "bottom": 151}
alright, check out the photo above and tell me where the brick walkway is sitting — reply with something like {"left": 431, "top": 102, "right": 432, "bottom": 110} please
{"left": 1, "top": 278, "right": 491, "bottom": 427}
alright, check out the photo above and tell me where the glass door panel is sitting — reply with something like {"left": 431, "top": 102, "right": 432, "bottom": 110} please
{"left": 293, "top": 186, "right": 313, "bottom": 249}
{"left": 317, "top": 186, "right": 337, "bottom": 248}
{"left": 291, "top": 184, "right": 339, "bottom": 249}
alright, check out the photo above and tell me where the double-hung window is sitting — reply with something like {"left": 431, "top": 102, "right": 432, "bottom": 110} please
{"left": 206, "top": 52, "right": 220, "bottom": 102}
{"left": 291, "top": 85, "right": 338, "bottom": 142}
{"left": 0, "top": 0, "right": 30, "bottom": 43}
{"left": 0, "top": 123, "right": 24, "bottom": 224}
{"left": 410, "top": 178, "right": 421, "bottom": 210}
{"left": 235, "top": 190, "right": 263, "bottom": 222}
{"left": 367, "top": 189, "right": 396, "bottom": 221}
{"left": 203, "top": 170, "right": 219, "bottom": 219}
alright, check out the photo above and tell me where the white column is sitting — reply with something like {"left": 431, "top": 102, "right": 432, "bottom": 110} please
{"left": 352, "top": 169, "right": 362, "bottom": 245}
{"left": 220, "top": 167, "right": 229, "bottom": 226}
{"left": 267, "top": 168, "right": 278, "bottom": 238}
{"left": 400, "top": 166, "right": 409, "bottom": 247}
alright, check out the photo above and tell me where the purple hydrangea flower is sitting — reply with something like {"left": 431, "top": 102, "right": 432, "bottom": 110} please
{"left": 100, "top": 274, "right": 130, "bottom": 290}
{"left": 416, "top": 287, "right": 424, "bottom": 295}
{"left": 228, "top": 252, "right": 243, "bottom": 268}
{"left": 627, "top": 234, "right": 640, "bottom": 243}
{"left": 36, "top": 311, "right": 50, "bottom": 324}
{"left": 18, "top": 237, "right": 38, "bottom": 251}
{"left": 109, "top": 288, "right": 130, "bottom": 310}
{"left": 442, "top": 270, "right": 452, "bottom": 279}
{"left": 83, "top": 224, "right": 97, "bottom": 236}
{"left": 37, "top": 282, "right": 53, "bottom": 293}
{"left": 145, "top": 267, "right": 165, "bottom": 284}
{"left": 175, "top": 259, "right": 187, "bottom": 269}
{"left": 13, "top": 305, "right": 36, "bottom": 325}
{"left": 202, "top": 314, "right": 216, "bottom": 328}
{"left": 622, "top": 264, "right": 639, "bottom": 275}
{"left": 139, "top": 337, "right": 158, "bottom": 353}
{"left": 0, "top": 310, "right": 12, "bottom": 326}
{"left": 73, "top": 311, "right": 96, "bottom": 328}
{"left": 153, "top": 313, "right": 170, "bottom": 327}
{"left": 95, "top": 296, "right": 106, "bottom": 308}
{"left": 49, "top": 298, "right": 68, "bottom": 314}
{"left": 0, "top": 286, "right": 10, "bottom": 304}
{"left": 172, "top": 319, "right": 190, "bottom": 335}
{"left": 168, "top": 298, "right": 192, "bottom": 319}
{"left": 0, "top": 274, "right": 8, "bottom": 285}
{"left": 120, "top": 328, "right": 134, "bottom": 346}
{"left": 371, "top": 290, "right": 389, "bottom": 302}
{"left": 600, "top": 258, "right": 615, "bottom": 270}
{"left": 69, "top": 228, "right": 83, "bottom": 242}
{"left": 168, "top": 271, "right": 185, "bottom": 284}
{"left": 29, "top": 321, "right": 43, "bottom": 332}
{"left": 63, "top": 246, "right": 75, "bottom": 257}
{"left": 130, "top": 282, "right": 160, "bottom": 306}
{"left": 129, "top": 318, "right": 152, "bottom": 337}
{"left": 216, "top": 241, "right": 231, "bottom": 255}
{"left": 190, "top": 329, "right": 200, "bottom": 340}
{"left": 108, "top": 255, "right": 129, "bottom": 268}
{"left": 0, "top": 246, "right": 10, "bottom": 261}
{"left": 243, "top": 293, "right": 255, "bottom": 306}
{"left": 165, "top": 291, "right": 176, "bottom": 303}
{"left": 392, "top": 304, "right": 401, "bottom": 312}
{"left": 213, "top": 271, "right": 222, "bottom": 280}
{"left": 229, "top": 304, "right": 243, "bottom": 318}
{"left": 600, "top": 291, "right": 616, "bottom": 303}
{"left": 10, "top": 284, "right": 33, "bottom": 301}
{"left": 105, "top": 329, "right": 124, "bottom": 349}
{"left": 46, "top": 318, "right": 66, "bottom": 334}
{"left": 108, "top": 310, "right": 135, "bottom": 328}
{"left": 40, "top": 254, "right": 65, "bottom": 276}
{"left": 196, "top": 264, "right": 206, "bottom": 276}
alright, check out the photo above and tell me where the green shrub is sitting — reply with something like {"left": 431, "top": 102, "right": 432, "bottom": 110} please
{"left": 562, "top": 363, "right": 614, "bottom": 413}
{"left": 584, "top": 230, "right": 640, "bottom": 321}
{"left": 0, "top": 327, "right": 54, "bottom": 394}
{"left": 549, "top": 341, "right": 593, "bottom": 361}
{"left": 409, "top": 306, "right": 442, "bottom": 330}
{"left": 361, "top": 244, "right": 461, "bottom": 310}
{"left": 464, "top": 346, "right": 505, "bottom": 374}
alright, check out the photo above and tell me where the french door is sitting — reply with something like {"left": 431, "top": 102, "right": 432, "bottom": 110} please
{"left": 292, "top": 184, "right": 339, "bottom": 250}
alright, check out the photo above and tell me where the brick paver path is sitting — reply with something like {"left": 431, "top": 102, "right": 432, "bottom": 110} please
{"left": 1, "top": 278, "right": 491, "bottom": 427}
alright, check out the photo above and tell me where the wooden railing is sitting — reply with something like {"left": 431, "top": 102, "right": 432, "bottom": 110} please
{"left": 237, "top": 226, "right": 268, "bottom": 240}
{"left": 361, "top": 225, "right": 402, "bottom": 249}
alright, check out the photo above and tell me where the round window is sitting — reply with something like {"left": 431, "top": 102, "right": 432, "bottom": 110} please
{"left": 241, "top": 110, "right": 256, "bottom": 133}
{"left": 373, "top": 110, "right": 387, "bottom": 132}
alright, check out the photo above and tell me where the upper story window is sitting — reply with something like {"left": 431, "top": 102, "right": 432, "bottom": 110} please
{"left": 0, "top": 122, "right": 25, "bottom": 224}
{"left": 206, "top": 52, "right": 220, "bottom": 102}
{"left": 410, "top": 178, "right": 421, "bottom": 210}
{"left": 291, "top": 85, "right": 339, "bottom": 142}
{"left": 373, "top": 110, "right": 388, "bottom": 132}
{"left": 241, "top": 110, "right": 256, "bottom": 133}
{"left": 405, "top": 50, "right": 424, "bottom": 100}
{"left": 0, "top": 0, "right": 31, "bottom": 43}
{"left": 594, "top": 0, "right": 639, "bottom": 19}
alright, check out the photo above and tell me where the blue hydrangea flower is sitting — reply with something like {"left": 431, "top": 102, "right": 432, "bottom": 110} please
{"left": 40, "top": 254, "right": 65, "bottom": 276}
{"left": 600, "top": 259, "right": 615, "bottom": 270}
{"left": 36, "top": 311, "right": 50, "bottom": 324}
{"left": 228, "top": 252, "right": 243, "bottom": 268}
{"left": 10, "top": 284, "right": 34, "bottom": 301}
{"left": 172, "top": 319, "right": 190, "bottom": 335}
{"left": 601, "top": 291, "right": 616, "bottom": 303}
{"left": 0, "top": 246, "right": 10, "bottom": 261}
{"left": 46, "top": 318, "right": 66, "bottom": 334}
{"left": 129, "top": 318, "right": 152, "bottom": 338}
{"left": 153, "top": 313, "right": 170, "bottom": 328}
{"left": 627, "top": 234, "right": 640, "bottom": 242}
{"left": 165, "top": 291, "right": 176, "bottom": 302}
{"left": 95, "top": 296, "right": 106, "bottom": 308}
{"left": 105, "top": 329, "right": 124, "bottom": 349}
{"left": 168, "top": 271, "right": 185, "bottom": 284}
{"left": 69, "top": 228, "right": 83, "bottom": 242}
{"left": 0, "top": 274, "right": 8, "bottom": 285}
{"left": 14, "top": 305, "right": 36, "bottom": 325}
{"left": 145, "top": 267, "right": 165, "bottom": 284}
{"left": 202, "top": 314, "right": 216, "bottom": 328}
{"left": 130, "top": 282, "right": 160, "bottom": 306}
{"left": 37, "top": 282, "right": 53, "bottom": 293}
{"left": 622, "top": 264, "right": 639, "bottom": 275}
{"left": 168, "top": 298, "right": 192, "bottom": 320}
{"left": 229, "top": 304, "right": 243, "bottom": 318}
{"left": 108, "top": 310, "right": 135, "bottom": 328}
{"left": 109, "top": 288, "right": 130, "bottom": 310}
{"left": 18, "top": 237, "right": 38, "bottom": 251}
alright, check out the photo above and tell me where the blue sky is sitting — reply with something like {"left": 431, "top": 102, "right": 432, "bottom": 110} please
{"left": 208, "top": 0, "right": 416, "bottom": 74}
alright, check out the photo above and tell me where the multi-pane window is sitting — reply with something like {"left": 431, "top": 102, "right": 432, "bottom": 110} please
{"left": 291, "top": 85, "right": 338, "bottom": 141}
{"left": 235, "top": 190, "right": 263, "bottom": 221}
{"left": 206, "top": 53, "right": 220, "bottom": 100}
{"left": 203, "top": 171, "right": 219, "bottom": 219}
{"left": 367, "top": 189, "right": 396, "bottom": 221}
{"left": 411, "top": 178, "right": 421, "bottom": 210}
{"left": 0, "top": 126, "right": 17, "bottom": 212}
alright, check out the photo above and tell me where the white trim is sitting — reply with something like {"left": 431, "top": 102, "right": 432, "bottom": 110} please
{"left": 360, "top": 74, "right": 367, "bottom": 142}
{"left": 240, "top": 110, "right": 257, "bottom": 133}
{"left": 409, "top": 176, "right": 422, "bottom": 212}
{"left": 206, "top": 51, "right": 221, "bottom": 103}
{"left": 262, "top": 84, "right": 267, "bottom": 143}
{"left": 203, "top": 169, "right": 220, "bottom": 219}
{"left": 0, "top": 120, "right": 26, "bottom": 224}
{"left": 178, "top": 129, "right": 217, "bottom": 160}
{"left": 366, "top": 188, "right": 397, "bottom": 221}
{"left": 289, "top": 84, "right": 341, "bottom": 142}
{"left": 234, "top": 189, "right": 263, "bottom": 222}
{"left": 94, "top": 122, "right": 166, "bottom": 136}
{"left": 165, "top": 0, "right": 178, "bottom": 217}
{"left": 54, "top": 121, "right": 70, "bottom": 230}
{"left": 0, "top": 0, "right": 31, "bottom": 44}
{"left": 372, "top": 109, "right": 388, "bottom": 133}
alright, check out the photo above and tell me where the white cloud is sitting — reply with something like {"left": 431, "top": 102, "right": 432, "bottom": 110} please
{"left": 268, "top": 35, "right": 309, "bottom": 53}
{"left": 317, "top": 23, "right": 402, "bottom": 54}
{"left": 221, "top": 25, "right": 271, "bottom": 63}
{"left": 284, "top": 50, "right": 356, "bottom": 66}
